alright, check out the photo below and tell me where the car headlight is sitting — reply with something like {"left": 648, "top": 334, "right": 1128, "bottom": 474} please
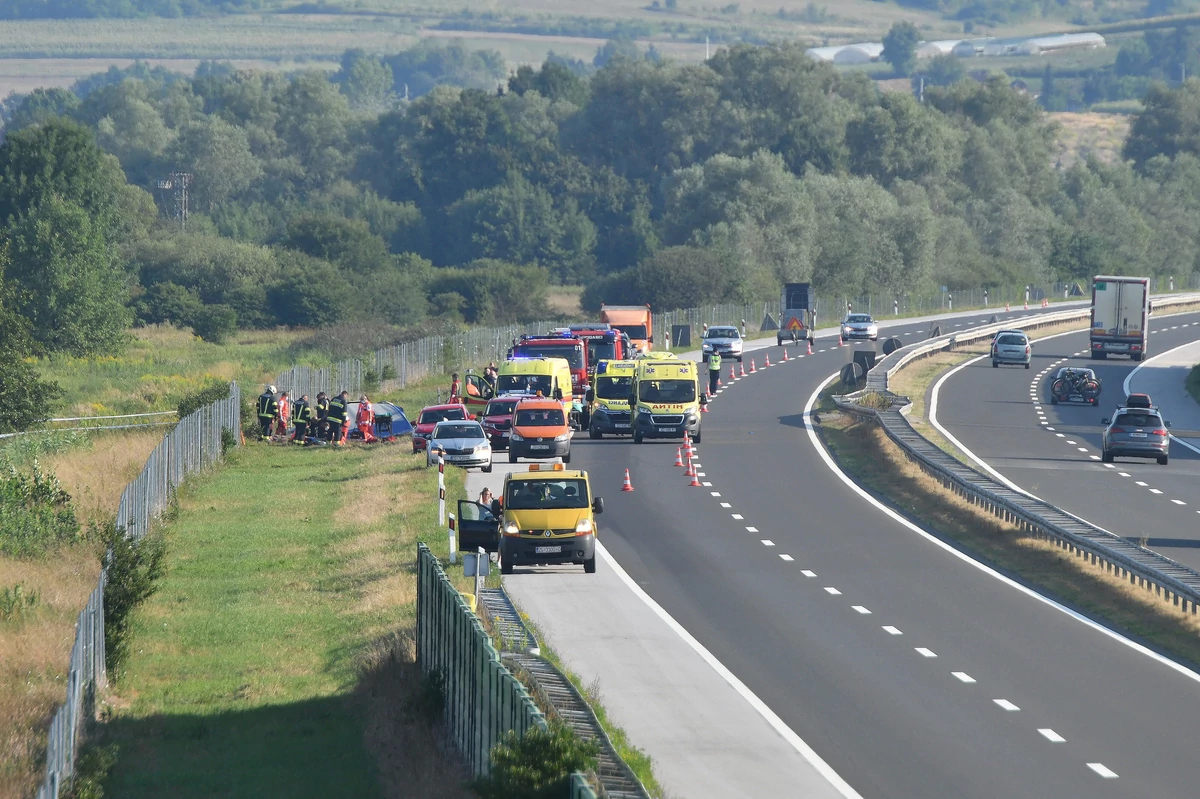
{"left": 502, "top": 521, "right": 519, "bottom": 535}
{"left": 842, "top": 326, "right": 851, "bottom": 334}
{"left": 473, "top": 443, "right": 489, "bottom": 453}
{"left": 575, "top": 518, "right": 593, "bottom": 534}
{"left": 510, "top": 431, "right": 523, "bottom": 441}
{"left": 554, "top": 432, "right": 571, "bottom": 441}
{"left": 702, "top": 343, "right": 712, "bottom": 350}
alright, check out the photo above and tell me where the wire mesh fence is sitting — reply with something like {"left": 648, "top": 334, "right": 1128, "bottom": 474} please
{"left": 273, "top": 359, "right": 364, "bottom": 401}
{"left": 36, "top": 384, "right": 241, "bottom": 799}
{"left": 416, "top": 543, "right": 546, "bottom": 776}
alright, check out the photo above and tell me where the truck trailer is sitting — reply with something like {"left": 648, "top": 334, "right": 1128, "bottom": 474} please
{"left": 1090, "top": 275, "right": 1150, "bottom": 361}
{"left": 599, "top": 305, "right": 652, "bottom": 354}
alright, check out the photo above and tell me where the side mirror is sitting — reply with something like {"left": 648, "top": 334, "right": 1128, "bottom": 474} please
{"left": 585, "top": 388, "right": 594, "bottom": 403}
{"left": 491, "top": 499, "right": 503, "bottom": 517}
{"left": 553, "top": 388, "right": 563, "bottom": 401}
{"left": 1166, "top": 421, "right": 1172, "bottom": 428}
{"left": 700, "top": 394, "right": 709, "bottom": 405}
{"left": 592, "top": 497, "right": 604, "bottom": 514}
{"left": 1101, "top": 418, "right": 1110, "bottom": 425}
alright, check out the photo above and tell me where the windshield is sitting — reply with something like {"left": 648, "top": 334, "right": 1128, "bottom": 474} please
{"left": 596, "top": 376, "right": 633, "bottom": 400}
{"left": 638, "top": 379, "right": 696, "bottom": 404}
{"left": 515, "top": 408, "right": 565, "bottom": 426}
{"left": 505, "top": 479, "right": 589, "bottom": 510}
{"left": 485, "top": 400, "right": 520, "bottom": 416}
{"left": 434, "top": 423, "right": 483, "bottom": 439}
{"left": 420, "top": 407, "right": 466, "bottom": 425}
{"left": 613, "top": 324, "right": 647, "bottom": 339}
{"left": 586, "top": 340, "right": 616, "bottom": 365}
{"left": 498, "top": 374, "right": 552, "bottom": 396}
{"left": 845, "top": 315, "right": 873, "bottom": 324}
{"left": 1114, "top": 412, "right": 1161, "bottom": 428}
{"left": 512, "top": 344, "right": 584, "bottom": 370}
{"left": 997, "top": 334, "right": 1026, "bottom": 346}
{"left": 707, "top": 327, "right": 739, "bottom": 339}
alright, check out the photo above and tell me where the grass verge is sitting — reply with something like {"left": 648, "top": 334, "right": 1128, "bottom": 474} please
{"left": 815, "top": 410, "right": 1200, "bottom": 666}
{"left": 1187, "top": 364, "right": 1200, "bottom": 408}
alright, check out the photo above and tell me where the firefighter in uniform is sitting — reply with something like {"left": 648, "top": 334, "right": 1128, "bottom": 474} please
{"left": 326, "top": 390, "right": 349, "bottom": 445}
{"left": 314, "top": 392, "right": 330, "bottom": 440}
{"left": 292, "top": 394, "right": 314, "bottom": 444}
{"left": 707, "top": 350, "right": 721, "bottom": 396}
{"left": 257, "top": 385, "right": 278, "bottom": 440}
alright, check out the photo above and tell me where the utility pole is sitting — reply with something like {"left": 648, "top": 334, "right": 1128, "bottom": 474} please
{"left": 705, "top": 35, "right": 710, "bottom": 60}
{"left": 157, "top": 172, "right": 192, "bottom": 230}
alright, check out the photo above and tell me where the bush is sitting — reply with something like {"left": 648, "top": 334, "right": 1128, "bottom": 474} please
{"left": 97, "top": 518, "right": 167, "bottom": 673}
{"left": 175, "top": 379, "right": 232, "bottom": 420}
{"left": 0, "top": 459, "right": 80, "bottom": 557}
{"left": 473, "top": 723, "right": 599, "bottom": 799}
{"left": 62, "top": 744, "right": 119, "bottom": 799}
{"left": 191, "top": 303, "right": 238, "bottom": 343}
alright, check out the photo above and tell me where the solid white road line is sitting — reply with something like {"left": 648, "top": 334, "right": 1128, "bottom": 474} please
{"left": 1122, "top": 340, "right": 1200, "bottom": 457}
{"left": 595, "top": 543, "right": 864, "bottom": 799}
{"left": 993, "top": 699, "right": 1020, "bottom": 711}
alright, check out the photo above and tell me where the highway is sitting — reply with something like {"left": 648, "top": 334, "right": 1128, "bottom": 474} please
{"left": 475, "top": 306, "right": 1200, "bottom": 798}
{"left": 934, "top": 310, "right": 1200, "bottom": 571}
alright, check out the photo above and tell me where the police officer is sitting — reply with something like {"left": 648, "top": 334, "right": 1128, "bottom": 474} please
{"left": 707, "top": 350, "right": 721, "bottom": 396}
{"left": 326, "top": 390, "right": 349, "bottom": 445}
{"left": 314, "top": 391, "right": 330, "bottom": 440}
{"left": 292, "top": 394, "right": 314, "bottom": 443}
{"left": 256, "top": 385, "right": 278, "bottom": 440}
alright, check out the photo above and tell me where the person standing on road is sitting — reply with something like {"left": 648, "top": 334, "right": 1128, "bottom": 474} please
{"left": 327, "top": 390, "right": 349, "bottom": 445}
{"left": 292, "top": 394, "right": 313, "bottom": 444}
{"left": 707, "top": 350, "right": 721, "bottom": 396}
{"left": 314, "top": 392, "right": 330, "bottom": 440}
{"left": 257, "top": 385, "right": 278, "bottom": 440}
{"left": 449, "top": 373, "right": 462, "bottom": 403}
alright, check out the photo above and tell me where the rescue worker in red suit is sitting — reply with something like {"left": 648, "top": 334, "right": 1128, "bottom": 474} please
{"left": 356, "top": 395, "right": 378, "bottom": 443}
{"left": 274, "top": 391, "right": 291, "bottom": 439}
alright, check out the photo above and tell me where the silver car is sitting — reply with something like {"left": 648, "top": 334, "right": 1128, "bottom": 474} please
{"left": 991, "top": 331, "right": 1031, "bottom": 369}
{"left": 427, "top": 420, "right": 493, "bottom": 472}
{"left": 1101, "top": 408, "right": 1171, "bottom": 465}
{"left": 702, "top": 325, "right": 744, "bottom": 362}
{"left": 840, "top": 314, "right": 878, "bottom": 342}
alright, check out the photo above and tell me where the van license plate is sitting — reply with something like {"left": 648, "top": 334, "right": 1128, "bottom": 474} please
{"left": 658, "top": 427, "right": 675, "bottom": 433}
{"left": 613, "top": 423, "right": 630, "bottom": 429}
{"left": 535, "top": 545, "right": 561, "bottom": 554}
{"left": 1130, "top": 432, "right": 1147, "bottom": 437}
{"left": 529, "top": 444, "right": 549, "bottom": 450}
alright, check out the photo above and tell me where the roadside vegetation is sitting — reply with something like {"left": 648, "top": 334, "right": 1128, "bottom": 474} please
{"left": 1187, "top": 363, "right": 1200, "bottom": 406}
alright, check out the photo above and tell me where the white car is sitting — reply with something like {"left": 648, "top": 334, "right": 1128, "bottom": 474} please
{"left": 701, "top": 325, "right": 744, "bottom": 362}
{"left": 840, "top": 314, "right": 878, "bottom": 342}
{"left": 426, "top": 420, "right": 493, "bottom": 472}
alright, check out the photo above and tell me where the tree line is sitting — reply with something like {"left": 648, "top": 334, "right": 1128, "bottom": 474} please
{"left": 4, "top": 40, "right": 1200, "bottom": 428}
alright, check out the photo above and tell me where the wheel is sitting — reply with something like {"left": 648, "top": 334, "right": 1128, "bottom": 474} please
{"left": 1024, "top": 363, "right": 1030, "bottom": 369}
{"left": 580, "top": 411, "right": 590, "bottom": 429}
{"left": 1158, "top": 454, "right": 1169, "bottom": 465}
{"left": 562, "top": 449, "right": 571, "bottom": 464}
{"left": 693, "top": 428, "right": 701, "bottom": 444}
{"left": 992, "top": 360, "right": 998, "bottom": 368}
{"left": 633, "top": 430, "right": 644, "bottom": 444}
{"left": 1102, "top": 450, "right": 1113, "bottom": 463}
{"left": 736, "top": 355, "right": 743, "bottom": 362}
{"left": 589, "top": 426, "right": 601, "bottom": 440}
{"left": 482, "top": 462, "right": 492, "bottom": 473}
{"left": 776, "top": 336, "right": 783, "bottom": 346}
{"left": 1132, "top": 353, "right": 1144, "bottom": 362}
{"left": 508, "top": 450, "right": 517, "bottom": 464}
{"left": 583, "top": 555, "right": 596, "bottom": 574}
{"left": 501, "top": 556, "right": 514, "bottom": 575}
{"left": 1091, "top": 351, "right": 1107, "bottom": 360}
{"left": 412, "top": 446, "right": 419, "bottom": 454}
{"left": 1050, "top": 395, "right": 1058, "bottom": 405}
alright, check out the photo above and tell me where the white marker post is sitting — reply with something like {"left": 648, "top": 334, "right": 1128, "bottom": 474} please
{"left": 447, "top": 512, "right": 457, "bottom": 564}
{"left": 437, "top": 452, "right": 446, "bottom": 528}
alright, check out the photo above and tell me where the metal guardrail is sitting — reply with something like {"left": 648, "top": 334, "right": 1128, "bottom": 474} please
{"left": 36, "top": 385, "right": 241, "bottom": 799}
{"left": 836, "top": 294, "right": 1200, "bottom": 617}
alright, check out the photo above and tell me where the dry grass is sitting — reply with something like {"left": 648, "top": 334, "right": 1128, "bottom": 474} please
{"left": 44, "top": 430, "right": 163, "bottom": 526}
{"left": 1050, "top": 111, "right": 1132, "bottom": 169}
{"left": 546, "top": 285, "right": 583, "bottom": 318}
{"left": 819, "top": 414, "right": 1200, "bottom": 663}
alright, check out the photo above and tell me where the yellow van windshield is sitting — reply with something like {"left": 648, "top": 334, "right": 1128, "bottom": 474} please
{"left": 506, "top": 479, "right": 588, "bottom": 509}
{"left": 498, "top": 374, "right": 551, "bottom": 395}
{"left": 638, "top": 380, "right": 695, "bottom": 403}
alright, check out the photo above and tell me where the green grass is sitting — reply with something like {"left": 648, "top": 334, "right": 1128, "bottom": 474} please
{"left": 89, "top": 377, "right": 470, "bottom": 796}
{"left": 1187, "top": 364, "right": 1200, "bottom": 407}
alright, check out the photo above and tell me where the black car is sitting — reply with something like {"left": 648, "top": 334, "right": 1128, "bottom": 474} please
{"left": 1048, "top": 367, "right": 1102, "bottom": 406}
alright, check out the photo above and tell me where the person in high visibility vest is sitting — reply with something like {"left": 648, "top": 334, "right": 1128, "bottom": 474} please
{"left": 292, "top": 394, "right": 314, "bottom": 443}
{"left": 356, "top": 395, "right": 378, "bottom": 443}
{"left": 257, "top": 385, "right": 278, "bottom": 440}
{"left": 326, "top": 390, "right": 349, "bottom": 445}
{"left": 707, "top": 350, "right": 721, "bottom": 396}
{"left": 274, "top": 391, "right": 291, "bottom": 439}
{"left": 449, "top": 373, "right": 462, "bottom": 403}
{"left": 314, "top": 392, "right": 330, "bottom": 440}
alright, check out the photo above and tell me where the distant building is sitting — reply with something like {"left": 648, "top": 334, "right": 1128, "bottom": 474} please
{"left": 916, "top": 40, "right": 963, "bottom": 59}
{"left": 805, "top": 42, "right": 885, "bottom": 63}
{"left": 952, "top": 32, "right": 1104, "bottom": 58}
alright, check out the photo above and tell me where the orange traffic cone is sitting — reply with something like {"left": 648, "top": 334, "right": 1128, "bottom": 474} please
{"left": 739, "top": 362, "right": 746, "bottom": 377}
{"left": 700, "top": 400, "right": 709, "bottom": 413}
{"left": 838, "top": 333, "right": 844, "bottom": 347}
{"left": 781, "top": 348, "right": 788, "bottom": 361}
{"left": 689, "top": 468, "right": 702, "bottom": 488}
{"left": 729, "top": 365, "right": 736, "bottom": 381}
{"left": 765, "top": 353, "right": 771, "bottom": 367}
{"left": 807, "top": 340, "right": 813, "bottom": 355}
{"left": 674, "top": 447, "right": 684, "bottom": 467}
{"left": 750, "top": 359, "right": 757, "bottom": 374}
{"left": 684, "top": 434, "right": 694, "bottom": 460}
{"left": 621, "top": 469, "right": 635, "bottom": 492}
{"left": 684, "top": 457, "right": 695, "bottom": 477}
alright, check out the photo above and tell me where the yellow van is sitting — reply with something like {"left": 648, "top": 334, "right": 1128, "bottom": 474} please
{"left": 630, "top": 358, "right": 703, "bottom": 443}
{"left": 586, "top": 360, "right": 636, "bottom": 438}
{"left": 496, "top": 356, "right": 574, "bottom": 416}
{"left": 497, "top": 464, "right": 603, "bottom": 574}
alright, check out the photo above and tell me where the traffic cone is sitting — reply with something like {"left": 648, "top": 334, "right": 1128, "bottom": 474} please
{"left": 684, "top": 457, "right": 695, "bottom": 477}
{"left": 739, "top": 362, "right": 746, "bottom": 377}
{"left": 689, "top": 466, "right": 702, "bottom": 488}
{"left": 729, "top": 365, "right": 736, "bottom": 381}
{"left": 838, "top": 333, "right": 844, "bottom": 347}
{"left": 781, "top": 348, "right": 788, "bottom": 361}
{"left": 764, "top": 353, "right": 771, "bottom": 367}
{"left": 621, "top": 469, "right": 634, "bottom": 492}
{"left": 750, "top": 359, "right": 757, "bottom": 373}
{"left": 807, "top": 340, "right": 813, "bottom": 355}
{"left": 674, "top": 447, "right": 684, "bottom": 467}
{"left": 700, "top": 400, "right": 709, "bottom": 413}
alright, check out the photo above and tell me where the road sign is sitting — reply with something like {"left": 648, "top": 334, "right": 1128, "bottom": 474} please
{"left": 787, "top": 317, "right": 803, "bottom": 331}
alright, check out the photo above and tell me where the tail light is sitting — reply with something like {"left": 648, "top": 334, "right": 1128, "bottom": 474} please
{"left": 1025, "top": 345, "right": 1030, "bottom": 354}
{"left": 1151, "top": 429, "right": 1167, "bottom": 436}
{"left": 1109, "top": 427, "right": 1125, "bottom": 433}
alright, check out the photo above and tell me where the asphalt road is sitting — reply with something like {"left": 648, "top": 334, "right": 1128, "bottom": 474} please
{"left": 475, "top": 305, "right": 1200, "bottom": 798}
{"left": 934, "top": 311, "right": 1200, "bottom": 571}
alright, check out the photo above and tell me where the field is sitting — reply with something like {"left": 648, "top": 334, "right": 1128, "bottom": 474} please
{"left": 1049, "top": 110, "right": 1134, "bottom": 167}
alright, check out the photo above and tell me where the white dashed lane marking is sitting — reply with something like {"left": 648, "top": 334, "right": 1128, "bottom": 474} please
{"left": 882, "top": 626, "right": 902, "bottom": 635}
{"left": 952, "top": 672, "right": 977, "bottom": 684}
{"left": 779, "top": 554, "right": 794, "bottom": 562}
{"left": 916, "top": 648, "right": 938, "bottom": 658}
{"left": 1088, "top": 763, "right": 1119, "bottom": 779}
{"left": 801, "top": 570, "right": 817, "bottom": 577}
{"left": 994, "top": 699, "right": 1020, "bottom": 711}
{"left": 852, "top": 605, "right": 871, "bottom": 615}
{"left": 1039, "top": 729, "right": 1066, "bottom": 743}
{"left": 824, "top": 587, "right": 842, "bottom": 595}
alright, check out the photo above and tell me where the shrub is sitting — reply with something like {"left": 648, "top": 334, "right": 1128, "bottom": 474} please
{"left": 62, "top": 744, "right": 119, "bottom": 799}
{"left": 175, "top": 379, "right": 231, "bottom": 420}
{"left": 97, "top": 518, "right": 167, "bottom": 673}
{"left": 0, "top": 459, "right": 81, "bottom": 557}
{"left": 473, "top": 723, "right": 599, "bottom": 799}
{"left": 190, "top": 303, "right": 238, "bottom": 343}
{"left": 0, "top": 583, "right": 39, "bottom": 622}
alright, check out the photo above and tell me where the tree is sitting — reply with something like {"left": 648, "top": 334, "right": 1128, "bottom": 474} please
{"left": 1123, "top": 80, "right": 1200, "bottom": 169}
{"left": 163, "top": 115, "right": 261, "bottom": 211}
{"left": 882, "top": 21, "right": 921, "bottom": 78}
{"left": 2, "top": 87, "right": 80, "bottom": 132}
{"left": 593, "top": 36, "right": 642, "bottom": 69}
{"left": 507, "top": 61, "right": 589, "bottom": 106}
{"left": 338, "top": 49, "right": 395, "bottom": 112}
{"left": 920, "top": 54, "right": 965, "bottom": 87}
{"left": 0, "top": 279, "right": 62, "bottom": 434}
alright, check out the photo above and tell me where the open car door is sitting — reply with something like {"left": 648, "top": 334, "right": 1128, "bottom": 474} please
{"left": 462, "top": 374, "right": 493, "bottom": 415}
{"left": 457, "top": 499, "right": 500, "bottom": 553}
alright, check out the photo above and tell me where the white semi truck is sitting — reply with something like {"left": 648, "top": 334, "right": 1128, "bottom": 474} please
{"left": 1090, "top": 275, "right": 1150, "bottom": 361}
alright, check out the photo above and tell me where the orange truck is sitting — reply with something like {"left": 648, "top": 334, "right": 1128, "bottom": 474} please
{"left": 599, "top": 304, "right": 652, "bottom": 354}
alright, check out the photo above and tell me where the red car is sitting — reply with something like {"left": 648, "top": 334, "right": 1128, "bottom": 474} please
{"left": 480, "top": 395, "right": 529, "bottom": 450}
{"left": 411, "top": 403, "right": 472, "bottom": 453}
